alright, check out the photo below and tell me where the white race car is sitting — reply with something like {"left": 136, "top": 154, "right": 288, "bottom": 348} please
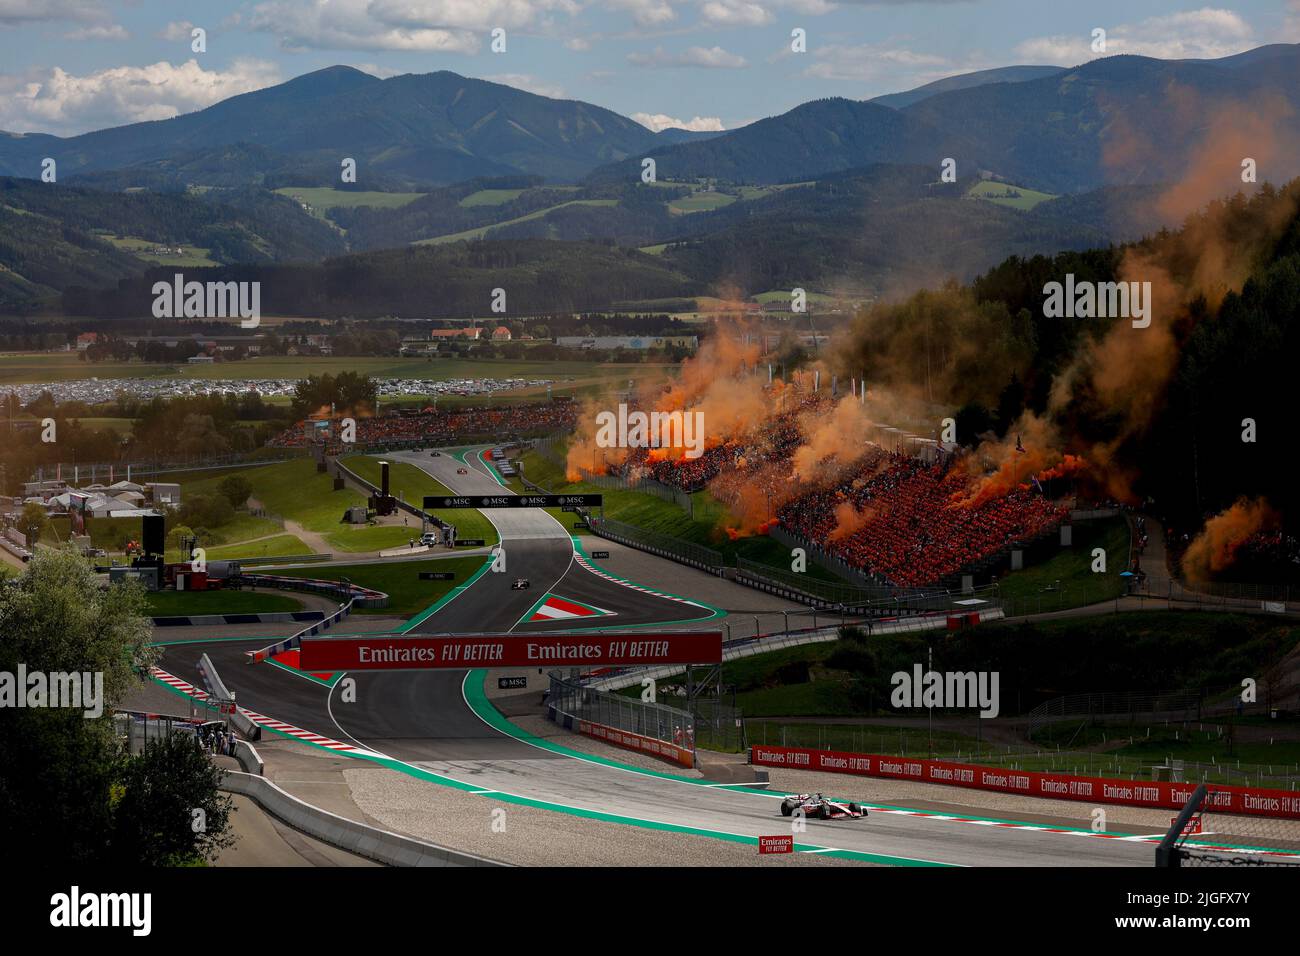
{"left": 780, "top": 793, "right": 867, "bottom": 820}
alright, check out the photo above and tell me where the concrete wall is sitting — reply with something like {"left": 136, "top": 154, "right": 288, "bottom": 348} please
{"left": 218, "top": 771, "right": 507, "bottom": 867}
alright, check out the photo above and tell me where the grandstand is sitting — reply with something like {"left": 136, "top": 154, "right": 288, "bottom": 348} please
{"left": 592, "top": 387, "right": 1070, "bottom": 590}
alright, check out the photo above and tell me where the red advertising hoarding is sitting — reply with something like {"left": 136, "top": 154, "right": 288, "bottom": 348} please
{"left": 299, "top": 631, "right": 723, "bottom": 671}
{"left": 750, "top": 745, "right": 1300, "bottom": 820}
{"left": 758, "top": 835, "right": 794, "bottom": 855}
{"left": 577, "top": 719, "right": 694, "bottom": 768}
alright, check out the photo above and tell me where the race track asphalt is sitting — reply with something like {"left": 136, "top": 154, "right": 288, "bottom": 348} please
{"left": 156, "top": 445, "right": 1158, "bottom": 867}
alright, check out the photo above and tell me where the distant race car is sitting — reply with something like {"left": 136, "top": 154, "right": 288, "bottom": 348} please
{"left": 430, "top": 451, "right": 441, "bottom": 457}
{"left": 457, "top": 467, "right": 469, "bottom": 475}
{"left": 511, "top": 578, "right": 530, "bottom": 590}
{"left": 780, "top": 793, "right": 867, "bottom": 820}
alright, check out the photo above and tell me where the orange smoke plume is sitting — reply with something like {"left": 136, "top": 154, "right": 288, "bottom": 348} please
{"left": 1182, "top": 497, "right": 1279, "bottom": 582}
{"left": 828, "top": 500, "right": 874, "bottom": 541}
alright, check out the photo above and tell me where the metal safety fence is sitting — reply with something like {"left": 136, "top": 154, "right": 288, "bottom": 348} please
{"left": 588, "top": 515, "right": 725, "bottom": 572}
{"left": 548, "top": 671, "right": 697, "bottom": 751}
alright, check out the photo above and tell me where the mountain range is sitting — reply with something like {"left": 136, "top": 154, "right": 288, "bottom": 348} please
{"left": 4, "top": 45, "right": 1298, "bottom": 194}
{"left": 592, "top": 45, "right": 1300, "bottom": 192}
{"left": 2, "top": 45, "right": 1298, "bottom": 310}
{"left": 0, "top": 66, "right": 710, "bottom": 188}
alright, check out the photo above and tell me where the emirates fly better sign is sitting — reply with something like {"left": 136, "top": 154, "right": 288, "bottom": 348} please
{"left": 298, "top": 632, "right": 723, "bottom": 670}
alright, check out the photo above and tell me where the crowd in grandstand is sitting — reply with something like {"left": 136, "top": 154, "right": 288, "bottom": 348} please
{"left": 600, "top": 389, "right": 1069, "bottom": 587}
{"left": 774, "top": 452, "right": 1068, "bottom": 587}
{"left": 267, "top": 401, "right": 577, "bottom": 449}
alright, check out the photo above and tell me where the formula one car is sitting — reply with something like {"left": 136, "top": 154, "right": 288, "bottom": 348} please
{"left": 512, "top": 578, "right": 530, "bottom": 590}
{"left": 430, "top": 451, "right": 441, "bottom": 457}
{"left": 457, "top": 467, "right": 469, "bottom": 475}
{"left": 779, "top": 793, "right": 867, "bottom": 820}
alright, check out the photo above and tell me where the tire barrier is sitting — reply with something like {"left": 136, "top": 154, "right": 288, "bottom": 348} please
{"left": 218, "top": 770, "right": 508, "bottom": 867}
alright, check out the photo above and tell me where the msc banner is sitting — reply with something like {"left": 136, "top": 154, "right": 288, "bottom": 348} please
{"left": 300, "top": 631, "right": 722, "bottom": 671}
{"left": 750, "top": 745, "right": 1300, "bottom": 820}
{"left": 424, "top": 494, "right": 603, "bottom": 509}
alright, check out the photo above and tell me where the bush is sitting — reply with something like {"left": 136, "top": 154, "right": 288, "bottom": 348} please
{"left": 217, "top": 474, "right": 253, "bottom": 509}
{"left": 178, "top": 492, "right": 234, "bottom": 530}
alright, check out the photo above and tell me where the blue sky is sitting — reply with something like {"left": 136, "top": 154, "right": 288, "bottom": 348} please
{"left": 1, "top": 1, "right": 1297, "bottom": 135}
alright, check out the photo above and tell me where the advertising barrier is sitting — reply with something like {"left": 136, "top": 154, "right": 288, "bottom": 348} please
{"left": 300, "top": 631, "right": 723, "bottom": 671}
{"left": 749, "top": 745, "right": 1300, "bottom": 820}
{"left": 758, "top": 835, "right": 794, "bottom": 854}
{"left": 577, "top": 719, "right": 694, "bottom": 768}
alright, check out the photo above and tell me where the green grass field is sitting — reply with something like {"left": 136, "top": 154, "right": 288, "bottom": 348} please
{"left": 516, "top": 447, "right": 848, "bottom": 577}
{"left": 667, "top": 192, "right": 736, "bottom": 214}
{"left": 191, "top": 534, "right": 310, "bottom": 561}
{"left": 143, "top": 589, "right": 304, "bottom": 616}
{"left": 637, "top": 243, "right": 668, "bottom": 255}
{"left": 734, "top": 182, "right": 813, "bottom": 200}
{"left": 272, "top": 555, "right": 486, "bottom": 616}
{"left": 415, "top": 200, "right": 618, "bottom": 244}
{"left": 184, "top": 457, "right": 361, "bottom": 531}
{"left": 966, "top": 180, "right": 1057, "bottom": 211}
{"left": 179, "top": 457, "right": 499, "bottom": 555}
{"left": 1033, "top": 720, "right": 1300, "bottom": 768}
{"left": 341, "top": 455, "right": 500, "bottom": 547}
{"left": 994, "top": 516, "right": 1131, "bottom": 613}
{"left": 102, "top": 235, "right": 220, "bottom": 267}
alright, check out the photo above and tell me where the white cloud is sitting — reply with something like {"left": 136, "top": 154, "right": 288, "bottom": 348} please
{"left": 633, "top": 111, "right": 725, "bottom": 132}
{"left": 246, "top": 0, "right": 582, "bottom": 52}
{"left": 159, "top": 21, "right": 196, "bottom": 42}
{"left": 65, "top": 23, "right": 128, "bottom": 40}
{"left": 564, "top": 36, "right": 591, "bottom": 51}
{"left": 1287, "top": 1, "right": 1300, "bottom": 41}
{"left": 629, "top": 45, "right": 748, "bottom": 68}
{"left": 248, "top": 1, "right": 475, "bottom": 52}
{"left": 0, "top": 0, "right": 105, "bottom": 25}
{"left": 0, "top": 58, "right": 282, "bottom": 135}
{"left": 779, "top": 0, "right": 835, "bottom": 13}
{"left": 1015, "top": 8, "right": 1257, "bottom": 64}
{"left": 699, "top": 0, "right": 773, "bottom": 27}
{"left": 349, "top": 62, "right": 405, "bottom": 79}
{"left": 366, "top": 0, "right": 579, "bottom": 30}
{"left": 607, "top": 0, "right": 678, "bottom": 28}
{"left": 482, "top": 73, "right": 567, "bottom": 98}
{"left": 803, "top": 43, "right": 947, "bottom": 82}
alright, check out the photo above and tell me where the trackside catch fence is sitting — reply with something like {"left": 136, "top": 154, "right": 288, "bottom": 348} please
{"left": 548, "top": 671, "right": 698, "bottom": 755}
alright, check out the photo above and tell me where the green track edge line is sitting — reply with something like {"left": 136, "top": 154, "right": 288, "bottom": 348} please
{"left": 459, "top": 671, "right": 1300, "bottom": 857}
{"left": 146, "top": 666, "right": 938, "bottom": 865}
